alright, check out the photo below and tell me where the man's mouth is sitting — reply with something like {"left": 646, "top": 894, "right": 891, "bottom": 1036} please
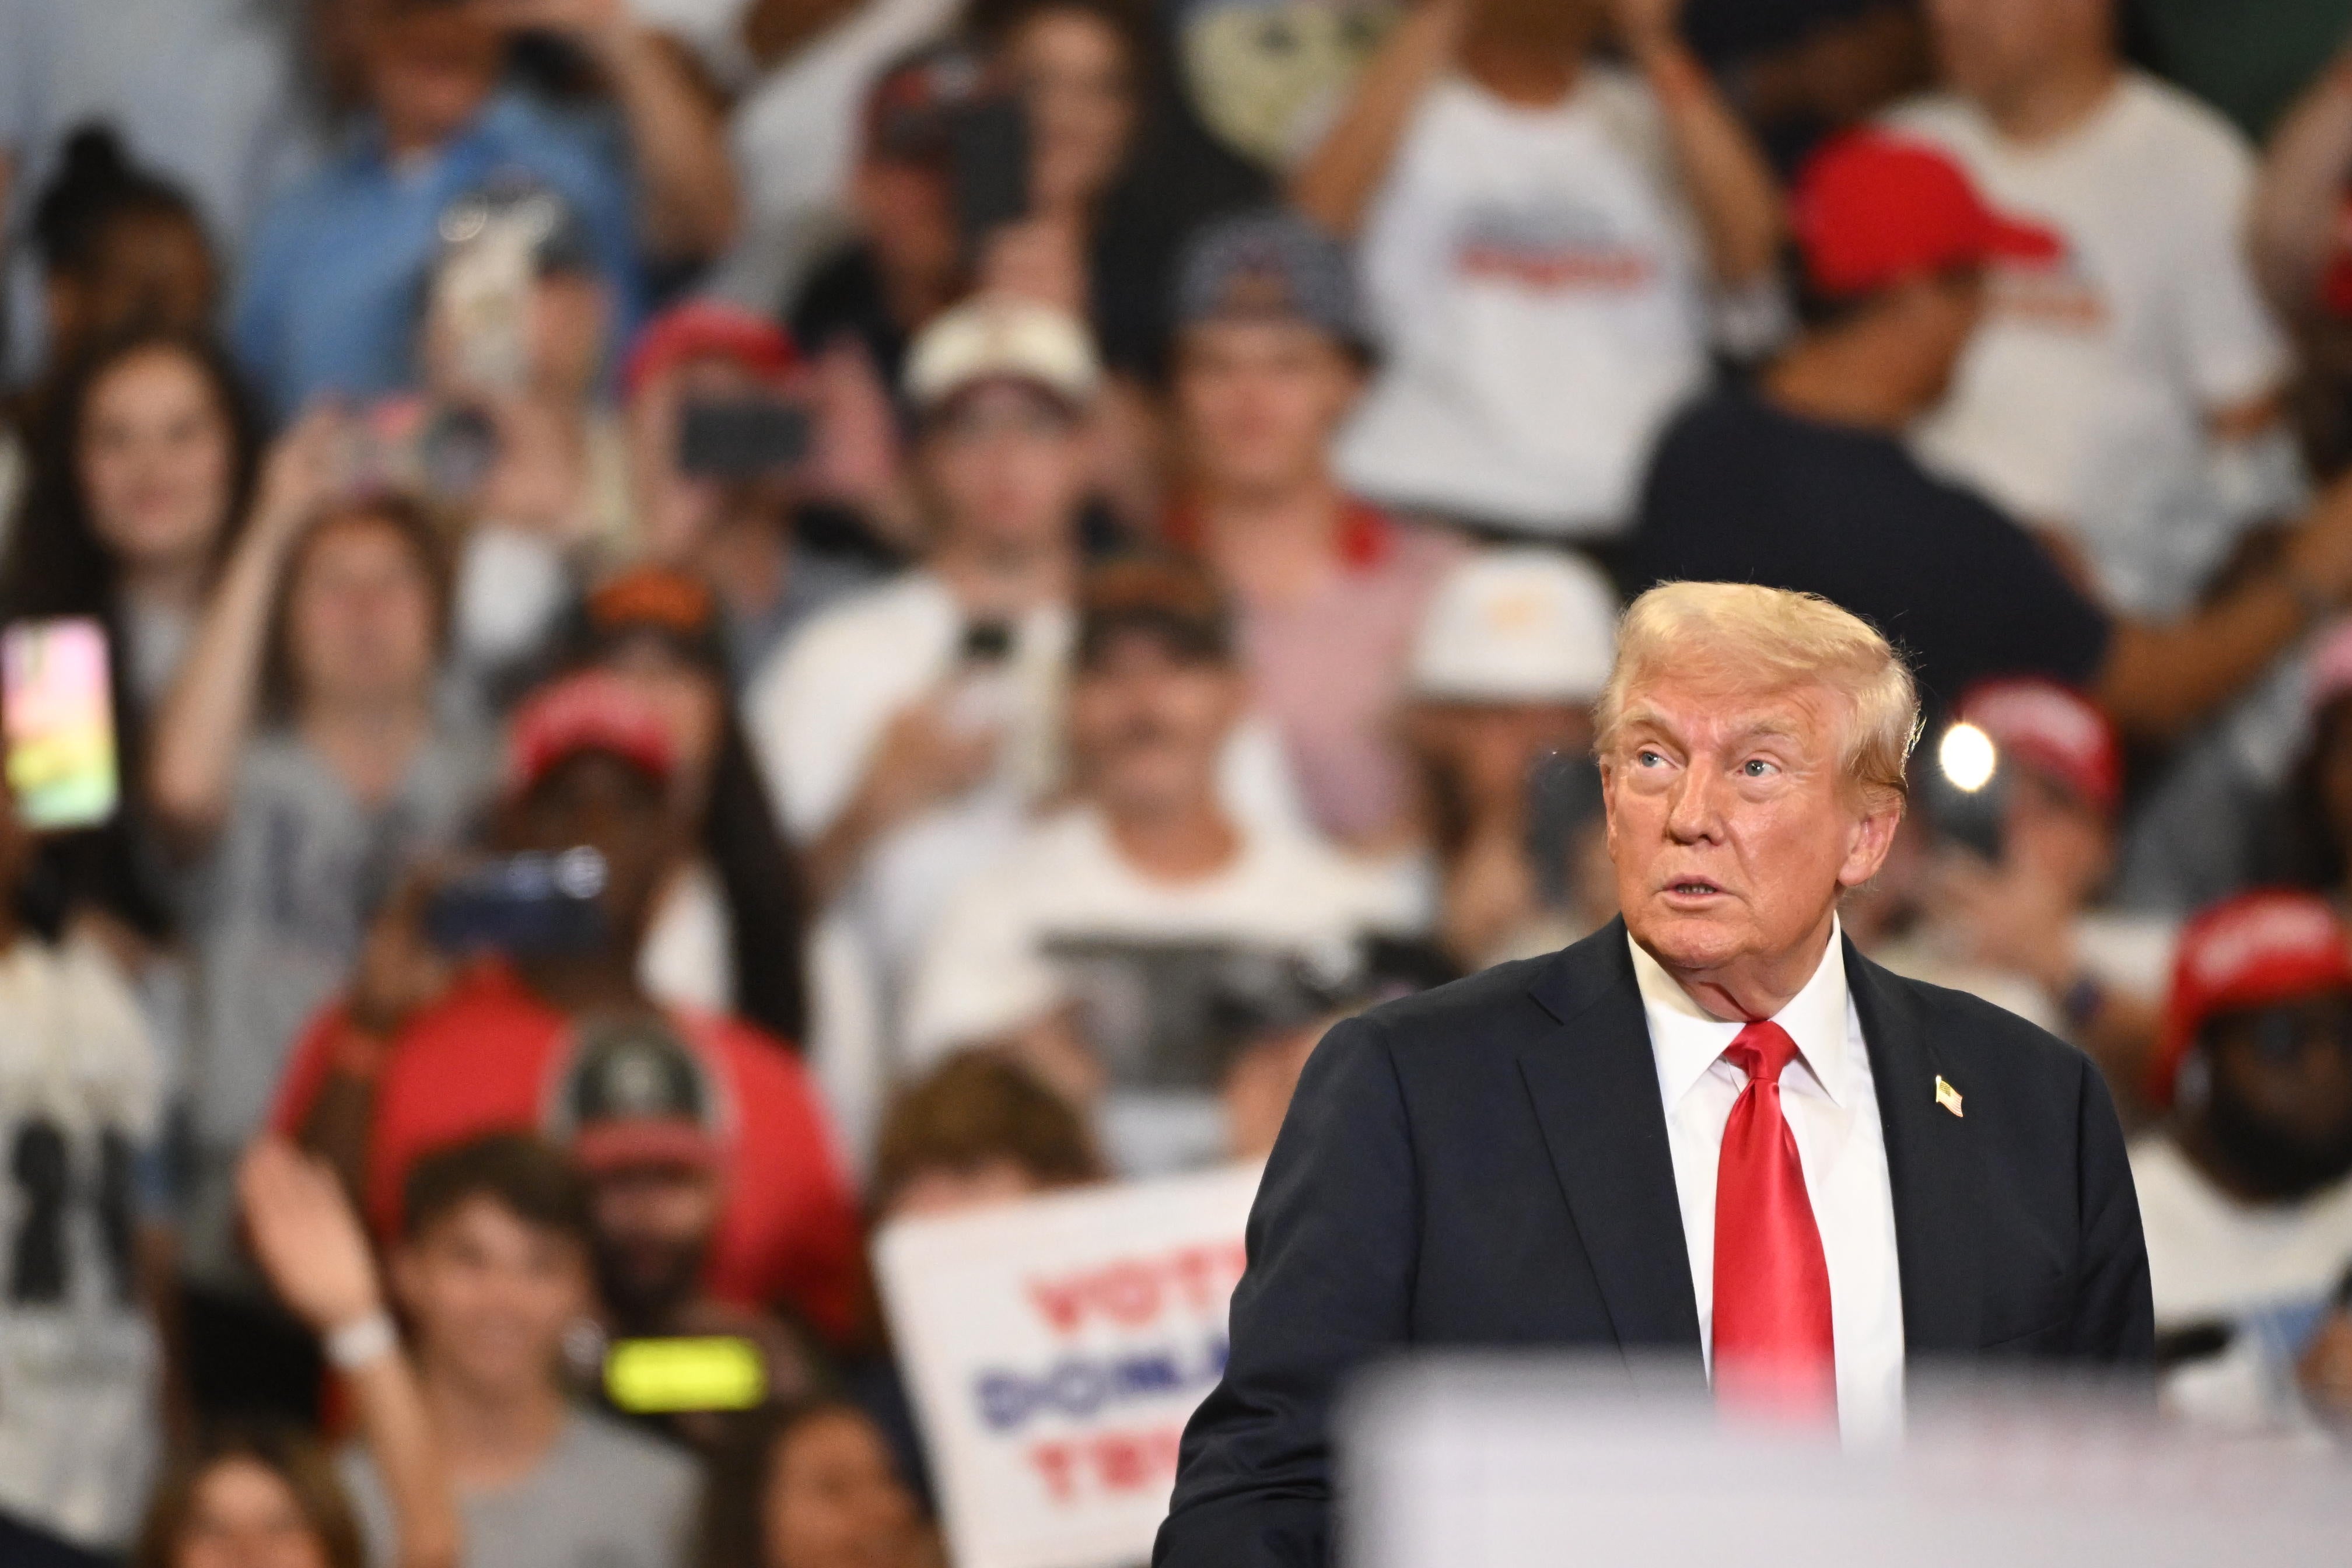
{"left": 1662, "top": 878, "right": 1727, "bottom": 899}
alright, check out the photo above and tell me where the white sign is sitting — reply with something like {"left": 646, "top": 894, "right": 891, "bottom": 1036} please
{"left": 875, "top": 1163, "right": 1262, "bottom": 1568}
{"left": 1344, "top": 1357, "right": 2352, "bottom": 1568}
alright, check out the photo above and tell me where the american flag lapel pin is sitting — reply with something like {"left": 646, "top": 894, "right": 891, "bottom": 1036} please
{"left": 1934, "top": 1075, "right": 1964, "bottom": 1118}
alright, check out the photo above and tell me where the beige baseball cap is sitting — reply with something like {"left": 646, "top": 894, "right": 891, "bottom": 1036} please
{"left": 1410, "top": 548, "right": 1620, "bottom": 705}
{"left": 903, "top": 296, "right": 1102, "bottom": 413}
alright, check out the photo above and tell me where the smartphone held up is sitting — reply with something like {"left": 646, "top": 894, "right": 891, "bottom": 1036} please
{"left": 2, "top": 618, "right": 120, "bottom": 831}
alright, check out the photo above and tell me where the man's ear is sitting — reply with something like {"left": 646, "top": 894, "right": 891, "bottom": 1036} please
{"left": 1838, "top": 796, "right": 1905, "bottom": 890}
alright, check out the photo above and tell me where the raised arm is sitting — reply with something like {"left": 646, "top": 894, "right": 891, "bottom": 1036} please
{"left": 483, "top": 0, "right": 741, "bottom": 263}
{"left": 1613, "top": 0, "right": 1784, "bottom": 289}
{"left": 1289, "top": 0, "right": 1469, "bottom": 237}
{"left": 1157, "top": 1016, "right": 1419, "bottom": 1568}
{"left": 146, "top": 410, "right": 338, "bottom": 845}
{"left": 241, "top": 1138, "right": 461, "bottom": 1568}
{"left": 2252, "top": 50, "right": 2352, "bottom": 321}
{"left": 2095, "top": 469, "right": 2352, "bottom": 738}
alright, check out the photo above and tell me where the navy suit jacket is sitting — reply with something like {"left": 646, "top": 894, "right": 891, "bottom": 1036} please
{"left": 1155, "top": 919, "right": 2154, "bottom": 1567}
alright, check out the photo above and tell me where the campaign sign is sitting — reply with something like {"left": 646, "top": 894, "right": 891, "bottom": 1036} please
{"left": 874, "top": 1163, "right": 1262, "bottom": 1568}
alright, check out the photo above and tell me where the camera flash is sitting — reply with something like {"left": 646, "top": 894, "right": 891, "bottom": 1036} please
{"left": 1938, "top": 722, "right": 1997, "bottom": 793}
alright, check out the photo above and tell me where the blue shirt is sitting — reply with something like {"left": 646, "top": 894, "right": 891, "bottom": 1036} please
{"left": 232, "top": 92, "right": 640, "bottom": 422}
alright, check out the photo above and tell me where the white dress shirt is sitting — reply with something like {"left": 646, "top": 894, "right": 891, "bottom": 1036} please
{"left": 1629, "top": 920, "right": 1906, "bottom": 1438}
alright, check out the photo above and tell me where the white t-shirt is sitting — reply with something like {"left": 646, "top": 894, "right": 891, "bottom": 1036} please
{"left": 906, "top": 804, "right": 1412, "bottom": 1171}
{"left": 744, "top": 570, "right": 1309, "bottom": 1096}
{"left": 1887, "top": 76, "right": 2295, "bottom": 617}
{"left": 2129, "top": 1136, "right": 2352, "bottom": 1329}
{"left": 1335, "top": 69, "right": 1714, "bottom": 537}
{"left": 0, "top": 936, "right": 164, "bottom": 1550}
{"left": 906, "top": 803, "right": 1409, "bottom": 1057}
{"left": 635, "top": 0, "right": 962, "bottom": 311}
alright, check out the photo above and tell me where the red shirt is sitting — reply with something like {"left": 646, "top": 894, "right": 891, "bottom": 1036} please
{"left": 272, "top": 964, "right": 863, "bottom": 1343}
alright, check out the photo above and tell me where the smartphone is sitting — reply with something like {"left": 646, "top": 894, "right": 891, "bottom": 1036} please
{"left": 947, "top": 96, "right": 1031, "bottom": 252}
{"left": 424, "top": 848, "right": 609, "bottom": 956}
{"left": 946, "top": 620, "right": 1018, "bottom": 737}
{"left": 677, "top": 396, "right": 813, "bottom": 480}
{"left": 432, "top": 195, "right": 544, "bottom": 394}
{"left": 1920, "top": 720, "right": 2008, "bottom": 864}
{"left": 604, "top": 1336, "right": 767, "bottom": 1415}
{"left": 2, "top": 618, "right": 120, "bottom": 831}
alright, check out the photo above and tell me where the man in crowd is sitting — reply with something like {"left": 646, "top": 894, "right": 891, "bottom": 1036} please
{"left": 869, "top": 1049, "right": 1106, "bottom": 1223}
{"left": 1403, "top": 548, "right": 1622, "bottom": 972}
{"left": 904, "top": 558, "right": 1409, "bottom": 1173}
{"left": 272, "top": 670, "right": 863, "bottom": 1343}
{"left": 344, "top": 1134, "right": 700, "bottom": 1568}
{"left": 852, "top": 1048, "right": 1109, "bottom": 1507}
{"left": 553, "top": 1015, "right": 821, "bottom": 1446}
{"left": 1295, "top": 0, "right": 1784, "bottom": 540}
{"left": 233, "top": 0, "right": 731, "bottom": 419}
{"left": 1166, "top": 208, "right": 1461, "bottom": 853}
{"left": 0, "top": 758, "right": 169, "bottom": 1555}
{"left": 1889, "top": 0, "right": 2301, "bottom": 617}
{"left": 745, "top": 293, "right": 1103, "bottom": 969}
{"left": 1903, "top": 680, "right": 2170, "bottom": 1103}
{"left": 1160, "top": 582, "right": 2150, "bottom": 1564}
{"left": 624, "top": 300, "right": 890, "bottom": 687}
{"left": 1626, "top": 130, "right": 2352, "bottom": 742}
{"left": 2132, "top": 891, "right": 2352, "bottom": 1429}
{"left": 787, "top": 41, "right": 981, "bottom": 396}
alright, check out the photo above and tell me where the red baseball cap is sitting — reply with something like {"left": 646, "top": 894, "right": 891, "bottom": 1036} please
{"left": 2151, "top": 890, "right": 2352, "bottom": 1107}
{"left": 1956, "top": 678, "right": 2122, "bottom": 816}
{"left": 621, "top": 301, "right": 797, "bottom": 402}
{"left": 1792, "top": 131, "right": 2064, "bottom": 299}
{"left": 505, "top": 670, "right": 677, "bottom": 799}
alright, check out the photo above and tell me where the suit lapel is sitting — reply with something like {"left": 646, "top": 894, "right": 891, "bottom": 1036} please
{"left": 1520, "top": 921, "right": 1704, "bottom": 1359}
{"left": 1844, "top": 939, "right": 1985, "bottom": 1356}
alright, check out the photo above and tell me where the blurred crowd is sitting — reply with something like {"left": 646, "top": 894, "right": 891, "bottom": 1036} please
{"left": 3, "top": 0, "right": 2352, "bottom": 1563}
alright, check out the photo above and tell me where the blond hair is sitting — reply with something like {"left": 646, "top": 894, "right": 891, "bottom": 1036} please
{"left": 1594, "top": 582, "right": 1921, "bottom": 809}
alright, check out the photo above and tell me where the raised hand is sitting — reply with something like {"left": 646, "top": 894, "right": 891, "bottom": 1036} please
{"left": 240, "top": 1136, "right": 384, "bottom": 1334}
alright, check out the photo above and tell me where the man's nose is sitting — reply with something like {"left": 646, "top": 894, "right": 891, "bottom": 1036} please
{"left": 1664, "top": 768, "right": 1726, "bottom": 843}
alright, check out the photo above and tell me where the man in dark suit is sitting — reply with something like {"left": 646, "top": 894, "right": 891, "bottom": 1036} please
{"left": 1156, "top": 580, "right": 2152, "bottom": 1566}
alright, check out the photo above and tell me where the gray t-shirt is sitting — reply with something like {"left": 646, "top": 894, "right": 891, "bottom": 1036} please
{"left": 341, "top": 1410, "right": 701, "bottom": 1568}
{"left": 181, "top": 728, "right": 488, "bottom": 1280}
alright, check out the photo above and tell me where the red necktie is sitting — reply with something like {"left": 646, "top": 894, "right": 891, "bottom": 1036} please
{"left": 1711, "top": 1019, "right": 1836, "bottom": 1418}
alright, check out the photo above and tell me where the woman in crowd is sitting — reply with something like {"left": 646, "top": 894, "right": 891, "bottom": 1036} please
{"left": 22, "top": 127, "right": 220, "bottom": 385}
{"left": 0, "top": 326, "right": 260, "bottom": 941}
{"left": 134, "top": 1426, "right": 369, "bottom": 1568}
{"left": 148, "top": 430, "right": 487, "bottom": 1412}
{"left": 569, "top": 564, "right": 812, "bottom": 1043}
{"left": 968, "top": 0, "right": 1268, "bottom": 393}
{"left": 696, "top": 1398, "right": 932, "bottom": 1568}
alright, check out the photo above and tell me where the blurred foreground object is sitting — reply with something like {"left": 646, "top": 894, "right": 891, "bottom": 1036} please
{"left": 1343, "top": 1356, "right": 2352, "bottom": 1568}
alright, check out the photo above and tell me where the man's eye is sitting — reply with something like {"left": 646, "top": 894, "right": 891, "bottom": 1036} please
{"left": 1637, "top": 750, "right": 1666, "bottom": 768}
{"left": 1742, "top": 758, "right": 1776, "bottom": 778}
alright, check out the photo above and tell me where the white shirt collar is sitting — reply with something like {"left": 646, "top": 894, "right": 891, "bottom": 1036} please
{"left": 1629, "top": 918, "right": 1854, "bottom": 1108}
